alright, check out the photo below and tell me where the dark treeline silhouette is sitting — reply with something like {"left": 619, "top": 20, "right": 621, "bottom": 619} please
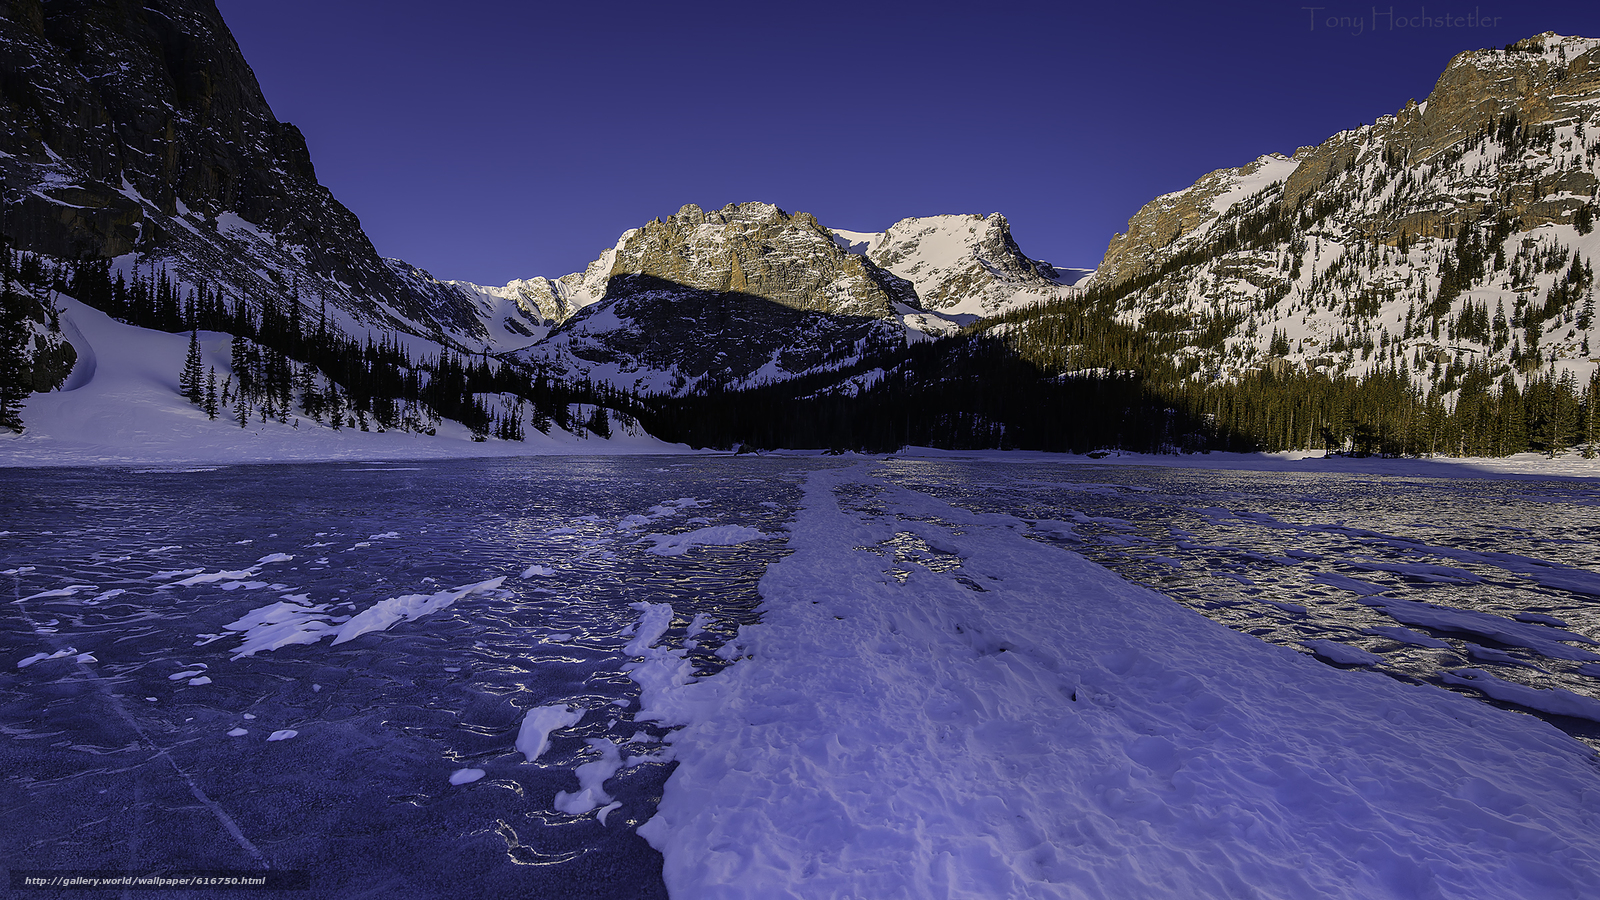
{"left": 638, "top": 335, "right": 1245, "bottom": 454}
{"left": 641, "top": 278, "right": 1600, "bottom": 457}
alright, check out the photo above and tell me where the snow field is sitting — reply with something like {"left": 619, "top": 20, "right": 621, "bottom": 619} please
{"left": 633, "top": 464, "right": 1600, "bottom": 899}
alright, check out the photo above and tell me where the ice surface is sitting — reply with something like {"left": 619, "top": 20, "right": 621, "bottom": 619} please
{"left": 516, "top": 705, "right": 584, "bottom": 763}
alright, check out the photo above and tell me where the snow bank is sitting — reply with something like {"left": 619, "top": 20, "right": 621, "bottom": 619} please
{"left": 635, "top": 464, "right": 1600, "bottom": 899}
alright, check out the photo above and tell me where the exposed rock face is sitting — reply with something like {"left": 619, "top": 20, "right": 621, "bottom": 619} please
{"left": 603, "top": 202, "right": 912, "bottom": 318}
{"left": 1097, "top": 154, "right": 1301, "bottom": 287}
{"left": 1099, "top": 33, "right": 1600, "bottom": 287}
{"left": 0, "top": 0, "right": 486, "bottom": 342}
{"left": 854, "top": 213, "right": 1071, "bottom": 317}
{"left": 516, "top": 203, "right": 918, "bottom": 394}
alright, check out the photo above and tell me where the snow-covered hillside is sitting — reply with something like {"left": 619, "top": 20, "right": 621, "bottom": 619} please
{"left": 836, "top": 213, "right": 1088, "bottom": 320}
{"left": 1080, "top": 33, "right": 1600, "bottom": 393}
{"left": 0, "top": 297, "right": 684, "bottom": 466}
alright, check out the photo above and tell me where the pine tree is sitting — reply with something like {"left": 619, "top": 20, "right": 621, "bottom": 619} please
{"left": 204, "top": 367, "right": 219, "bottom": 420}
{"left": 0, "top": 280, "right": 30, "bottom": 433}
{"left": 180, "top": 327, "right": 204, "bottom": 404}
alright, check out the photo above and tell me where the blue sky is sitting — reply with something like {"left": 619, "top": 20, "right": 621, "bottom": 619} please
{"left": 216, "top": 0, "right": 1598, "bottom": 285}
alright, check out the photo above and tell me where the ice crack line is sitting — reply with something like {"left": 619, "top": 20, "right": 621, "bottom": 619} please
{"left": 8, "top": 574, "right": 267, "bottom": 867}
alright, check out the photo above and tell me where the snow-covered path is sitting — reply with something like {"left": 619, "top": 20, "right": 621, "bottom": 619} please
{"left": 638, "top": 464, "right": 1600, "bottom": 899}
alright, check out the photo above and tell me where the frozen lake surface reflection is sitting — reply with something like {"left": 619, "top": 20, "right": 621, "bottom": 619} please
{"left": 3, "top": 456, "right": 1598, "bottom": 896}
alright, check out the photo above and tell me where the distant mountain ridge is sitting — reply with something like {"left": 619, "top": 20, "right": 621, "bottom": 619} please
{"left": 446, "top": 203, "right": 1074, "bottom": 394}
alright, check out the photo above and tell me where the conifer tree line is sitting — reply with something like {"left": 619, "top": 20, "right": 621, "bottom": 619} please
{"left": 54, "top": 255, "right": 635, "bottom": 441}
{"left": 0, "top": 238, "right": 33, "bottom": 433}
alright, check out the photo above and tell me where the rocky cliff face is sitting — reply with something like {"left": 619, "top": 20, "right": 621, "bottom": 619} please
{"left": 601, "top": 202, "right": 914, "bottom": 318}
{"left": 0, "top": 0, "right": 488, "bottom": 343}
{"left": 1067, "top": 32, "right": 1600, "bottom": 391}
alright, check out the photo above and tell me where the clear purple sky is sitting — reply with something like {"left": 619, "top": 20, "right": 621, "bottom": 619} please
{"left": 215, "top": 0, "right": 1596, "bottom": 286}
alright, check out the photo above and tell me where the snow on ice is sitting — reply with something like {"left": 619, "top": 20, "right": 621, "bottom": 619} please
{"left": 638, "top": 524, "right": 777, "bottom": 557}
{"left": 627, "top": 464, "right": 1600, "bottom": 899}
{"left": 516, "top": 705, "right": 586, "bottom": 763}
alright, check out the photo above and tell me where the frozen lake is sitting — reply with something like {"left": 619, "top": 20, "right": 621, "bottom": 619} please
{"left": 4, "top": 456, "right": 1598, "bottom": 896}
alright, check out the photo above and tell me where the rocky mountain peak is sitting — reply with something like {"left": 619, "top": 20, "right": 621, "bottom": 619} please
{"left": 853, "top": 212, "right": 1070, "bottom": 317}
{"left": 601, "top": 201, "right": 907, "bottom": 319}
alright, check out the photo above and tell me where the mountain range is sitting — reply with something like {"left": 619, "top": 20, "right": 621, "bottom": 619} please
{"left": 1, "top": 0, "right": 1596, "bottom": 456}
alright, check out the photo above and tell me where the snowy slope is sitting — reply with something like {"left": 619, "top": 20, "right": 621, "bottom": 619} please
{"left": 1077, "top": 33, "right": 1600, "bottom": 391}
{"left": 633, "top": 464, "right": 1600, "bottom": 899}
{"left": 0, "top": 298, "right": 687, "bottom": 467}
{"left": 836, "top": 213, "right": 1088, "bottom": 319}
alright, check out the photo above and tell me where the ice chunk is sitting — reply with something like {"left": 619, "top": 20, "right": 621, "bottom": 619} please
{"left": 174, "top": 568, "right": 258, "bottom": 586}
{"left": 20, "top": 585, "right": 96, "bottom": 601}
{"left": 1310, "top": 572, "right": 1390, "bottom": 594}
{"left": 553, "top": 738, "right": 622, "bottom": 815}
{"left": 227, "top": 728, "right": 248, "bottom": 737}
{"left": 638, "top": 525, "right": 775, "bottom": 557}
{"left": 521, "top": 564, "right": 555, "bottom": 578}
{"left": 685, "top": 613, "right": 711, "bottom": 639}
{"left": 1364, "top": 625, "right": 1449, "bottom": 649}
{"left": 450, "top": 768, "right": 486, "bottom": 785}
{"left": 266, "top": 729, "right": 297, "bottom": 742}
{"left": 332, "top": 577, "right": 507, "bottom": 645}
{"left": 225, "top": 599, "right": 344, "bottom": 659}
{"left": 1360, "top": 596, "right": 1600, "bottom": 661}
{"left": 1300, "top": 640, "right": 1382, "bottom": 666}
{"left": 255, "top": 553, "right": 294, "bottom": 565}
{"left": 624, "top": 603, "right": 673, "bottom": 656}
{"left": 150, "top": 567, "right": 205, "bottom": 581}
{"left": 18, "top": 647, "right": 78, "bottom": 668}
{"left": 1441, "top": 668, "right": 1600, "bottom": 722}
{"left": 516, "top": 705, "right": 584, "bottom": 763}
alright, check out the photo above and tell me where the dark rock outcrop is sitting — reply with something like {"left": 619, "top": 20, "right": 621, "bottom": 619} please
{"left": 0, "top": 0, "right": 487, "bottom": 342}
